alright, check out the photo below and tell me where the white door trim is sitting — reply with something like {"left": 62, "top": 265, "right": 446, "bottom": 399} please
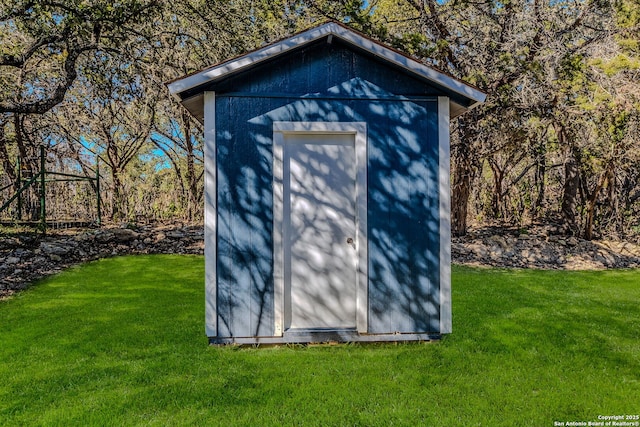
{"left": 273, "top": 121, "right": 368, "bottom": 336}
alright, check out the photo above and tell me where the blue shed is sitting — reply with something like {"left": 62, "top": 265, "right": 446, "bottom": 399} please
{"left": 167, "top": 22, "right": 485, "bottom": 344}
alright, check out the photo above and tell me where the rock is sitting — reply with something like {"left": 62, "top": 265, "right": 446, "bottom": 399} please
{"left": 6, "top": 257, "right": 21, "bottom": 264}
{"left": 111, "top": 228, "right": 139, "bottom": 243}
{"left": 166, "top": 231, "right": 185, "bottom": 239}
{"left": 0, "top": 237, "right": 22, "bottom": 248}
{"left": 99, "top": 249, "right": 112, "bottom": 257}
{"left": 95, "top": 231, "right": 114, "bottom": 243}
{"left": 49, "top": 254, "right": 62, "bottom": 262}
{"left": 504, "top": 236, "right": 517, "bottom": 247}
{"left": 598, "top": 251, "right": 617, "bottom": 266}
{"left": 119, "top": 222, "right": 139, "bottom": 231}
{"left": 487, "top": 235, "right": 507, "bottom": 249}
{"left": 74, "top": 233, "right": 94, "bottom": 243}
{"left": 567, "top": 237, "right": 579, "bottom": 246}
{"left": 489, "top": 245, "right": 504, "bottom": 259}
{"left": 521, "top": 248, "right": 541, "bottom": 263}
{"left": 452, "top": 242, "right": 470, "bottom": 256}
{"left": 467, "top": 243, "right": 489, "bottom": 258}
{"left": 40, "top": 242, "right": 70, "bottom": 256}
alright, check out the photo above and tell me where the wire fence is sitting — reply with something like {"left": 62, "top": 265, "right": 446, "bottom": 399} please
{"left": 0, "top": 147, "right": 101, "bottom": 229}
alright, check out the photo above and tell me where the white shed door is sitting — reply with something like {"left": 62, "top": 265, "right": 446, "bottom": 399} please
{"left": 284, "top": 133, "right": 357, "bottom": 329}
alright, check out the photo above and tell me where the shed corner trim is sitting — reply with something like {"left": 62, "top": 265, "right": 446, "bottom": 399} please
{"left": 204, "top": 91, "right": 218, "bottom": 337}
{"left": 438, "top": 96, "right": 452, "bottom": 334}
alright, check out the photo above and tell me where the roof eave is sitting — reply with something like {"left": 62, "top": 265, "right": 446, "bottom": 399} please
{"left": 166, "top": 24, "right": 336, "bottom": 96}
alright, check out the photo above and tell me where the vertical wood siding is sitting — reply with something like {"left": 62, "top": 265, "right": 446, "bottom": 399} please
{"left": 212, "top": 42, "right": 443, "bottom": 337}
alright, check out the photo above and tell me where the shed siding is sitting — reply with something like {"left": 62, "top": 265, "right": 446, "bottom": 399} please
{"left": 211, "top": 42, "right": 447, "bottom": 99}
{"left": 367, "top": 100, "right": 440, "bottom": 333}
{"left": 213, "top": 43, "right": 442, "bottom": 338}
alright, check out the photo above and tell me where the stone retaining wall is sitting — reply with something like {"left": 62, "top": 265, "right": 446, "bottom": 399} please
{"left": 2, "top": 223, "right": 640, "bottom": 299}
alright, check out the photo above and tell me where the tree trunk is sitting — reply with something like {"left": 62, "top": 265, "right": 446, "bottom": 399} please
{"left": 532, "top": 153, "right": 546, "bottom": 221}
{"left": 0, "top": 130, "right": 17, "bottom": 184}
{"left": 584, "top": 170, "right": 606, "bottom": 241}
{"left": 488, "top": 157, "right": 505, "bottom": 220}
{"left": 451, "top": 116, "right": 478, "bottom": 237}
{"left": 561, "top": 144, "right": 580, "bottom": 235}
{"left": 14, "top": 114, "right": 41, "bottom": 220}
{"left": 182, "top": 111, "right": 199, "bottom": 221}
{"left": 607, "top": 168, "right": 621, "bottom": 235}
{"left": 111, "top": 168, "right": 125, "bottom": 221}
{"left": 451, "top": 142, "right": 474, "bottom": 236}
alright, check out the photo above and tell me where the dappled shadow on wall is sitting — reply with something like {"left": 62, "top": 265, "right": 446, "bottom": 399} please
{"left": 215, "top": 77, "right": 441, "bottom": 337}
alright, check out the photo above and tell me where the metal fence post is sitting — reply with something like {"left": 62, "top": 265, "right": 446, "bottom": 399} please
{"left": 39, "top": 146, "right": 46, "bottom": 233}
{"left": 96, "top": 157, "right": 101, "bottom": 226}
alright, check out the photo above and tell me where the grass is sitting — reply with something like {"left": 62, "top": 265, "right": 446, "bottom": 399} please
{"left": 1, "top": 256, "right": 639, "bottom": 426}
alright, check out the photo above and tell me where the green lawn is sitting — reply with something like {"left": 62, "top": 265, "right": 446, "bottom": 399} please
{"left": 1, "top": 256, "right": 638, "bottom": 426}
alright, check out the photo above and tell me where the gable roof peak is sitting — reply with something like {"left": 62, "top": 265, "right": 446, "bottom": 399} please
{"left": 166, "top": 20, "right": 486, "bottom": 119}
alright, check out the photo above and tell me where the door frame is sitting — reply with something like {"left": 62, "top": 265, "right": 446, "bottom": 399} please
{"left": 273, "top": 121, "right": 368, "bottom": 336}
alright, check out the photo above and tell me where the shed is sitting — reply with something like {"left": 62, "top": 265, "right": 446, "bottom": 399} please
{"left": 167, "top": 21, "right": 486, "bottom": 344}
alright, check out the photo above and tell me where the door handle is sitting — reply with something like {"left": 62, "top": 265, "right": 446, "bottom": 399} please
{"left": 346, "top": 237, "right": 355, "bottom": 249}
